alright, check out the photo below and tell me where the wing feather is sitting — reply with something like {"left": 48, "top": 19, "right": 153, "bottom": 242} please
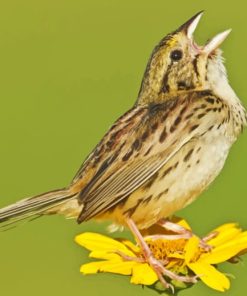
{"left": 76, "top": 91, "right": 226, "bottom": 222}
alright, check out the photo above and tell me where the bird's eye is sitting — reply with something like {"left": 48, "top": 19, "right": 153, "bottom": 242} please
{"left": 170, "top": 49, "right": 183, "bottom": 61}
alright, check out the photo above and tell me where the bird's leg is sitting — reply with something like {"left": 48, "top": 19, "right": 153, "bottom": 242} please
{"left": 146, "top": 219, "right": 192, "bottom": 241}
{"left": 199, "top": 231, "right": 218, "bottom": 251}
{"left": 113, "top": 250, "right": 145, "bottom": 263}
{"left": 201, "top": 231, "right": 219, "bottom": 242}
{"left": 158, "top": 219, "right": 193, "bottom": 238}
{"left": 147, "top": 218, "right": 215, "bottom": 252}
{"left": 126, "top": 218, "right": 198, "bottom": 291}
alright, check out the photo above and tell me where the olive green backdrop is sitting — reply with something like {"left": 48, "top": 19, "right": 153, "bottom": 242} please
{"left": 0, "top": 1, "right": 246, "bottom": 295}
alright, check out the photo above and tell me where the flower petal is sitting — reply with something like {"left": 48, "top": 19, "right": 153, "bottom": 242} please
{"left": 75, "top": 232, "right": 135, "bottom": 257}
{"left": 200, "top": 232, "right": 247, "bottom": 264}
{"left": 188, "top": 262, "right": 230, "bottom": 292}
{"left": 131, "top": 263, "right": 158, "bottom": 285}
{"left": 81, "top": 260, "right": 138, "bottom": 275}
{"left": 184, "top": 236, "right": 200, "bottom": 263}
{"left": 89, "top": 250, "right": 122, "bottom": 260}
{"left": 80, "top": 261, "right": 108, "bottom": 274}
{"left": 118, "top": 238, "right": 140, "bottom": 254}
{"left": 212, "top": 223, "right": 238, "bottom": 233}
{"left": 208, "top": 224, "right": 242, "bottom": 247}
{"left": 176, "top": 218, "right": 192, "bottom": 230}
{"left": 100, "top": 261, "right": 138, "bottom": 275}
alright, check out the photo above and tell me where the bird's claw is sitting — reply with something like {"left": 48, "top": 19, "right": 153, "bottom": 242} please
{"left": 147, "top": 255, "right": 198, "bottom": 290}
{"left": 199, "top": 239, "right": 213, "bottom": 252}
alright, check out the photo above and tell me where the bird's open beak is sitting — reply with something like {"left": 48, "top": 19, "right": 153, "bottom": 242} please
{"left": 203, "top": 29, "right": 232, "bottom": 54}
{"left": 180, "top": 11, "right": 204, "bottom": 40}
{"left": 180, "top": 11, "right": 231, "bottom": 55}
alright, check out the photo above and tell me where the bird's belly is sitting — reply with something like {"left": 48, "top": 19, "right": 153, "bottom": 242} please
{"left": 101, "top": 132, "right": 232, "bottom": 229}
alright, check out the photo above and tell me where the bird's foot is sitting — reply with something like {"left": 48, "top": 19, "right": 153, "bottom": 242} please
{"left": 199, "top": 231, "right": 218, "bottom": 252}
{"left": 147, "top": 255, "right": 198, "bottom": 291}
{"left": 125, "top": 218, "right": 198, "bottom": 292}
{"left": 157, "top": 218, "right": 217, "bottom": 252}
{"left": 115, "top": 245, "right": 198, "bottom": 292}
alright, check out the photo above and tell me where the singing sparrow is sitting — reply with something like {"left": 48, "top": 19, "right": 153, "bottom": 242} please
{"left": 0, "top": 11, "right": 246, "bottom": 288}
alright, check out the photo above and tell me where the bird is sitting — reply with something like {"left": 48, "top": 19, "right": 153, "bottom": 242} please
{"left": 0, "top": 11, "right": 246, "bottom": 289}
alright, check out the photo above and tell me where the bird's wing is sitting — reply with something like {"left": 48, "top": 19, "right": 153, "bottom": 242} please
{"left": 76, "top": 91, "right": 226, "bottom": 222}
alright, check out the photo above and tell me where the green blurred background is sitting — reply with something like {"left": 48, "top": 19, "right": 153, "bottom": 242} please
{"left": 0, "top": 0, "right": 246, "bottom": 295}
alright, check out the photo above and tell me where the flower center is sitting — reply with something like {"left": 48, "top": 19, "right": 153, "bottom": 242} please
{"left": 147, "top": 238, "right": 187, "bottom": 261}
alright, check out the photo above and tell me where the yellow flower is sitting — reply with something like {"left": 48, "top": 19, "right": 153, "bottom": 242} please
{"left": 75, "top": 232, "right": 158, "bottom": 285}
{"left": 185, "top": 223, "right": 247, "bottom": 291}
{"left": 75, "top": 219, "right": 247, "bottom": 292}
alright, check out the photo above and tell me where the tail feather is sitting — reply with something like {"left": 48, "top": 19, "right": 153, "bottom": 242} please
{"left": 0, "top": 188, "right": 77, "bottom": 228}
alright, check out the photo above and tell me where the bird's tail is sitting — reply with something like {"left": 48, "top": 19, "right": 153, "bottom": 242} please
{"left": 0, "top": 188, "right": 77, "bottom": 229}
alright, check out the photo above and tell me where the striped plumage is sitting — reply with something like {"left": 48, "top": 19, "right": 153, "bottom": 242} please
{"left": 84, "top": 91, "right": 237, "bottom": 229}
{"left": 0, "top": 12, "right": 246, "bottom": 234}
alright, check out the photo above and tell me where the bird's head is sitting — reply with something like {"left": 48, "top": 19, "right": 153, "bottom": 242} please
{"left": 138, "top": 11, "right": 231, "bottom": 104}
